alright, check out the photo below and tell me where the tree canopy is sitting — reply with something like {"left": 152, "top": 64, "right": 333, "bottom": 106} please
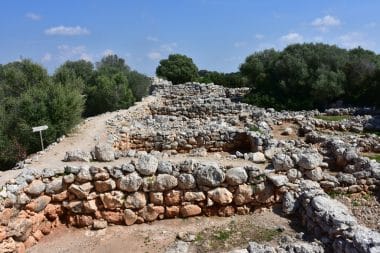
{"left": 156, "top": 54, "right": 199, "bottom": 84}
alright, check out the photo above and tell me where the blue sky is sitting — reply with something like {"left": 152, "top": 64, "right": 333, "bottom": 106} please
{"left": 0, "top": 1, "right": 379, "bottom": 75}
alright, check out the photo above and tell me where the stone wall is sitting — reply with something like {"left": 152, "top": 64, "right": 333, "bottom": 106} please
{"left": 0, "top": 154, "right": 284, "bottom": 251}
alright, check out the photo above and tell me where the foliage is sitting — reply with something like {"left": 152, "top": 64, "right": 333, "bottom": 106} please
{"left": 197, "top": 70, "right": 247, "bottom": 87}
{"left": 314, "top": 115, "right": 351, "bottom": 122}
{"left": 240, "top": 43, "right": 380, "bottom": 110}
{"left": 127, "top": 71, "right": 152, "bottom": 101}
{"left": 156, "top": 54, "right": 199, "bottom": 84}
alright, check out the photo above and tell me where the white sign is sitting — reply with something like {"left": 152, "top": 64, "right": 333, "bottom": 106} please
{"left": 32, "top": 125, "right": 48, "bottom": 132}
{"left": 32, "top": 125, "right": 48, "bottom": 151}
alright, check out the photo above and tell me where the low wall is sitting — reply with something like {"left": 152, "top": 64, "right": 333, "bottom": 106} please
{"left": 0, "top": 155, "right": 283, "bottom": 251}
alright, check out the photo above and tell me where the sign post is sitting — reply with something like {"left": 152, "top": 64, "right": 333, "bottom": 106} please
{"left": 32, "top": 125, "right": 48, "bottom": 151}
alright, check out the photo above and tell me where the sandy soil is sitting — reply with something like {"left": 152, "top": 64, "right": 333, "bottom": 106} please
{"left": 27, "top": 208, "right": 301, "bottom": 253}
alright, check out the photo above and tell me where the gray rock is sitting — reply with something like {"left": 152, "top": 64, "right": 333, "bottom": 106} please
{"left": 107, "top": 166, "right": 124, "bottom": 179}
{"left": 337, "top": 173, "right": 356, "bottom": 185}
{"left": 157, "top": 161, "right": 173, "bottom": 174}
{"left": 225, "top": 167, "right": 248, "bottom": 186}
{"left": 117, "top": 172, "right": 142, "bottom": 192}
{"left": 195, "top": 163, "right": 225, "bottom": 187}
{"left": 267, "top": 174, "right": 289, "bottom": 187}
{"left": 305, "top": 167, "right": 323, "bottom": 181}
{"left": 93, "top": 220, "right": 107, "bottom": 230}
{"left": 165, "top": 240, "right": 190, "bottom": 253}
{"left": 282, "top": 192, "right": 298, "bottom": 214}
{"left": 124, "top": 192, "right": 146, "bottom": 209}
{"left": 154, "top": 174, "right": 178, "bottom": 191}
{"left": 94, "top": 144, "right": 115, "bottom": 162}
{"left": 250, "top": 152, "right": 266, "bottom": 163}
{"left": 7, "top": 218, "right": 33, "bottom": 242}
{"left": 121, "top": 163, "right": 135, "bottom": 173}
{"left": 298, "top": 152, "right": 323, "bottom": 170}
{"left": 247, "top": 242, "right": 276, "bottom": 253}
{"left": 64, "top": 150, "right": 91, "bottom": 162}
{"left": 352, "top": 226, "right": 380, "bottom": 253}
{"left": 64, "top": 165, "right": 80, "bottom": 174}
{"left": 25, "top": 180, "right": 46, "bottom": 196}
{"left": 63, "top": 173, "right": 75, "bottom": 184}
{"left": 177, "top": 174, "right": 196, "bottom": 190}
{"left": 179, "top": 160, "right": 195, "bottom": 173}
{"left": 45, "top": 177, "right": 64, "bottom": 194}
{"left": 207, "top": 187, "right": 233, "bottom": 205}
{"left": 68, "top": 182, "right": 94, "bottom": 199}
{"left": 272, "top": 154, "right": 294, "bottom": 171}
{"left": 76, "top": 166, "right": 92, "bottom": 183}
{"left": 136, "top": 155, "right": 158, "bottom": 176}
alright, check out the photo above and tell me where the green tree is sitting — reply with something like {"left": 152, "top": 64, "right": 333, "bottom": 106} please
{"left": 156, "top": 54, "right": 199, "bottom": 84}
{"left": 127, "top": 71, "right": 151, "bottom": 101}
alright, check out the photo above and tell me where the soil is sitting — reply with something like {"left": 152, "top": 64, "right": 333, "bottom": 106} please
{"left": 27, "top": 207, "right": 303, "bottom": 253}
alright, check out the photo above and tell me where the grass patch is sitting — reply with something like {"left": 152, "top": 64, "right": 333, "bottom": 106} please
{"left": 362, "top": 153, "right": 380, "bottom": 162}
{"left": 249, "top": 125, "right": 260, "bottom": 132}
{"left": 194, "top": 221, "right": 283, "bottom": 252}
{"left": 315, "top": 115, "right": 350, "bottom": 122}
{"left": 213, "top": 229, "right": 232, "bottom": 241}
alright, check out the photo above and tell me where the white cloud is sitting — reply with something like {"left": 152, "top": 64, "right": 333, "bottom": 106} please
{"left": 312, "top": 15, "right": 341, "bottom": 31}
{"left": 280, "top": 32, "right": 304, "bottom": 44}
{"left": 365, "top": 22, "right": 377, "bottom": 28}
{"left": 41, "top": 53, "right": 52, "bottom": 63}
{"left": 26, "top": 12, "right": 41, "bottom": 21}
{"left": 146, "top": 36, "right": 159, "bottom": 42}
{"left": 103, "top": 49, "right": 114, "bottom": 56}
{"left": 147, "top": 52, "right": 162, "bottom": 60}
{"left": 45, "top": 26, "right": 90, "bottom": 36}
{"left": 233, "top": 41, "right": 247, "bottom": 48}
{"left": 160, "top": 42, "right": 177, "bottom": 52}
{"left": 338, "top": 32, "right": 374, "bottom": 49}
{"left": 255, "top": 34, "right": 264, "bottom": 40}
{"left": 57, "top": 45, "right": 92, "bottom": 61}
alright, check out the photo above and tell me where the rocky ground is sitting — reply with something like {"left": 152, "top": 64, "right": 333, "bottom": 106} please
{"left": 1, "top": 78, "right": 380, "bottom": 253}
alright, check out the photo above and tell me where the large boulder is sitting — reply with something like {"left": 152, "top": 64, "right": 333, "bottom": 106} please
{"left": 94, "top": 144, "right": 115, "bottom": 162}
{"left": 124, "top": 192, "right": 146, "bottom": 209}
{"left": 207, "top": 187, "right": 233, "bottom": 205}
{"left": 225, "top": 167, "right": 248, "bottom": 186}
{"left": 64, "top": 150, "right": 91, "bottom": 162}
{"left": 136, "top": 155, "right": 158, "bottom": 176}
{"left": 177, "top": 174, "right": 196, "bottom": 190}
{"left": 25, "top": 180, "right": 46, "bottom": 196}
{"left": 7, "top": 218, "right": 33, "bottom": 242}
{"left": 154, "top": 174, "right": 178, "bottom": 191}
{"left": 195, "top": 163, "right": 225, "bottom": 187}
{"left": 272, "top": 154, "right": 294, "bottom": 171}
{"left": 117, "top": 172, "right": 142, "bottom": 192}
{"left": 298, "top": 152, "right": 323, "bottom": 170}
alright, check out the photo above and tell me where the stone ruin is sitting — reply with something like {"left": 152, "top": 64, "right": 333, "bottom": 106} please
{"left": 0, "top": 78, "right": 380, "bottom": 252}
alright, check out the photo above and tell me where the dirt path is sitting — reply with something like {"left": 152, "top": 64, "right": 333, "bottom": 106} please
{"left": 0, "top": 96, "right": 157, "bottom": 187}
{"left": 27, "top": 208, "right": 301, "bottom": 253}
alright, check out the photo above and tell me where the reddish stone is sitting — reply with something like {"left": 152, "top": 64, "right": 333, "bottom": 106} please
{"left": 165, "top": 206, "right": 180, "bottom": 218}
{"left": 0, "top": 208, "right": 18, "bottom": 226}
{"left": 218, "top": 206, "right": 235, "bottom": 217}
{"left": 23, "top": 235, "right": 37, "bottom": 248}
{"left": 39, "top": 221, "right": 52, "bottom": 235}
{"left": 0, "top": 226, "right": 6, "bottom": 242}
{"left": 30, "top": 213, "right": 45, "bottom": 233}
{"left": 70, "top": 215, "right": 93, "bottom": 227}
{"left": 15, "top": 242, "right": 25, "bottom": 253}
{"left": 180, "top": 205, "right": 202, "bottom": 217}
{"left": 236, "top": 205, "right": 250, "bottom": 215}
{"left": 52, "top": 190, "right": 68, "bottom": 202}
{"left": 44, "top": 204, "right": 63, "bottom": 221}
{"left": 32, "top": 230, "right": 44, "bottom": 241}
{"left": 101, "top": 211, "right": 123, "bottom": 224}
{"left": 138, "top": 205, "right": 158, "bottom": 222}
{"left": 164, "top": 190, "right": 182, "bottom": 205}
